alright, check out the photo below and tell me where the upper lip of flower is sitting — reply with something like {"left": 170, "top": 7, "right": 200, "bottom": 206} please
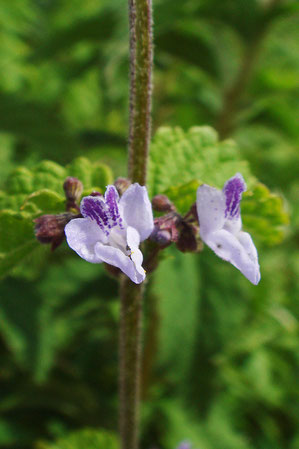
{"left": 64, "top": 183, "right": 154, "bottom": 284}
{"left": 80, "top": 186, "right": 125, "bottom": 238}
{"left": 196, "top": 173, "right": 261, "bottom": 285}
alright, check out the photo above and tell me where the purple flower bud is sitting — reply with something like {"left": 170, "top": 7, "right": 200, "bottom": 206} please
{"left": 150, "top": 213, "right": 180, "bottom": 247}
{"left": 184, "top": 203, "right": 199, "bottom": 223}
{"left": 150, "top": 227, "right": 172, "bottom": 247}
{"left": 114, "top": 177, "right": 131, "bottom": 195}
{"left": 152, "top": 194, "right": 175, "bottom": 212}
{"left": 90, "top": 190, "right": 103, "bottom": 197}
{"left": 176, "top": 223, "right": 202, "bottom": 253}
{"left": 63, "top": 177, "right": 83, "bottom": 203}
{"left": 34, "top": 213, "right": 78, "bottom": 251}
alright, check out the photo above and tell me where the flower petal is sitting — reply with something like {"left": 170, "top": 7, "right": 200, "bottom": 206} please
{"left": 65, "top": 217, "right": 107, "bottom": 263}
{"left": 223, "top": 173, "right": 246, "bottom": 219}
{"left": 94, "top": 241, "right": 145, "bottom": 284}
{"left": 119, "top": 183, "right": 154, "bottom": 241}
{"left": 127, "top": 226, "right": 146, "bottom": 281}
{"left": 80, "top": 195, "right": 110, "bottom": 235}
{"left": 205, "top": 229, "right": 260, "bottom": 285}
{"left": 238, "top": 231, "right": 260, "bottom": 283}
{"left": 196, "top": 184, "right": 226, "bottom": 237}
{"left": 104, "top": 185, "right": 124, "bottom": 229}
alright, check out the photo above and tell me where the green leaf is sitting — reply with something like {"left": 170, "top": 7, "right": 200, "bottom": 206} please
{"left": 149, "top": 127, "right": 288, "bottom": 245}
{"left": 67, "top": 157, "right": 113, "bottom": 192}
{"left": 21, "top": 190, "right": 66, "bottom": 215}
{"left": 0, "top": 191, "right": 27, "bottom": 211}
{"left": 0, "top": 157, "right": 114, "bottom": 279}
{"left": 148, "top": 126, "right": 254, "bottom": 198}
{"left": 6, "top": 167, "right": 34, "bottom": 194}
{"left": 0, "top": 92, "right": 78, "bottom": 154}
{"left": 2, "top": 157, "right": 113, "bottom": 216}
{"left": 4, "top": 157, "right": 113, "bottom": 207}
{"left": 156, "top": 26, "right": 220, "bottom": 78}
{"left": 91, "top": 162, "right": 114, "bottom": 190}
{"left": 164, "top": 180, "right": 201, "bottom": 215}
{"left": 36, "top": 428, "right": 119, "bottom": 449}
{"left": 242, "top": 184, "right": 289, "bottom": 245}
{"left": 0, "top": 210, "right": 38, "bottom": 279}
{"left": 32, "top": 11, "right": 118, "bottom": 60}
{"left": 67, "top": 157, "right": 93, "bottom": 188}
{"left": 154, "top": 248, "right": 200, "bottom": 384}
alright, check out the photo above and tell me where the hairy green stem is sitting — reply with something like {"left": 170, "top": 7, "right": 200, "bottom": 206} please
{"left": 128, "top": 0, "right": 153, "bottom": 185}
{"left": 119, "top": 278, "right": 144, "bottom": 449}
{"left": 119, "top": 1, "right": 153, "bottom": 448}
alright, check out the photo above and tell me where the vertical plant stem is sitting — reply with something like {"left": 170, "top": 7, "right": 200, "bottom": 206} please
{"left": 120, "top": 278, "right": 144, "bottom": 449}
{"left": 119, "top": 0, "right": 153, "bottom": 448}
{"left": 128, "top": 0, "right": 153, "bottom": 186}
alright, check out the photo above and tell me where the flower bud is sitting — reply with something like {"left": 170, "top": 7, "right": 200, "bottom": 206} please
{"left": 152, "top": 194, "right": 175, "bottom": 212}
{"left": 150, "top": 213, "right": 180, "bottom": 247}
{"left": 176, "top": 223, "right": 202, "bottom": 253}
{"left": 114, "top": 177, "right": 131, "bottom": 195}
{"left": 63, "top": 177, "right": 83, "bottom": 204}
{"left": 184, "top": 202, "right": 199, "bottom": 224}
{"left": 90, "top": 190, "right": 103, "bottom": 197}
{"left": 150, "top": 227, "right": 172, "bottom": 247}
{"left": 34, "top": 213, "right": 77, "bottom": 251}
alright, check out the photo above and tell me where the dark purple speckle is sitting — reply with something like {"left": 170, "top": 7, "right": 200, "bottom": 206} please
{"left": 223, "top": 176, "right": 245, "bottom": 219}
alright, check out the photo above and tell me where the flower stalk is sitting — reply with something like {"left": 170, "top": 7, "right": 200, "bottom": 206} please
{"left": 119, "top": 0, "right": 153, "bottom": 447}
{"left": 128, "top": 0, "right": 153, "bottom": 186}
{"left": 119, "top": 278, "right": 144, "bottom": 448}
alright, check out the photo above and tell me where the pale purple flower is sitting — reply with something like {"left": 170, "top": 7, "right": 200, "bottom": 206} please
{"left": 176, "top": 443, "right": 192, "bottom": 449}
{"left": 196, "top": 173, "right": 260, "bottom": 285}
{"left": 65, "top": 183, "right": 154, "bottom": 284}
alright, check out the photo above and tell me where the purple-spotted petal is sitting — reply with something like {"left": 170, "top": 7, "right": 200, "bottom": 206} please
{"left": 104, "top": 185, "right": 124, "bottom": 229}
{"left": 94, "top": 241, "right": 145, "bottom": 284}
{"left": 205, "top": 229, "right": 260, "bottom": 285}
{"left": 80, "top": 195, "right": 110, "bottom": 235}
{"left": 196, "top": 184, "right": 226, "bottom": 237}
{"left": 81, "top": 190, "right": 124, "bottom": 236}
{"left": 127, "top": 226, "right": 145, "bottom": 280}
{"left": 223, "top": 173, "right": 246, "bottom": 220}
{"left": 65, "top": 217, "right": 107, "bottom": 263}
{"left": 119, "top": 183, "right": 154, "bottom": 241}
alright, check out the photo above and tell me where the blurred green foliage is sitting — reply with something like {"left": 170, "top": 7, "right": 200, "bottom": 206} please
{"left": 36, "top": 428, "right": 118, "bottom": 449}
{"left": 0, "top": 0, "right": 298, "bottom": 448}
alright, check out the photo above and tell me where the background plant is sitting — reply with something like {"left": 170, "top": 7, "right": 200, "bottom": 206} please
{"left": 0, "top": 0, "right": 298, "bottom": 448}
